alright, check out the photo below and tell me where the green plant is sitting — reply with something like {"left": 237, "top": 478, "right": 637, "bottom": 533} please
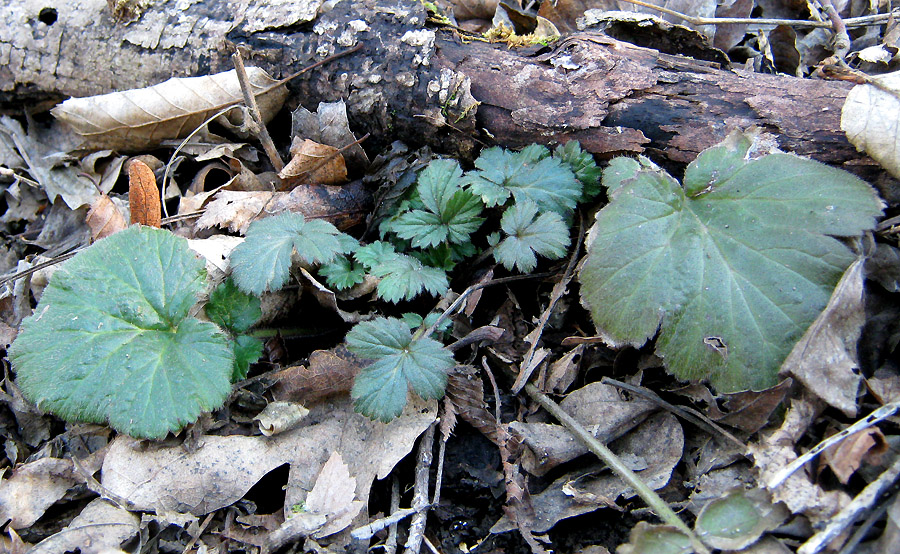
{"left": 9, "top": 141, "right": 599, "bottom": 433}
{"left": 578, "top": 130, "right": 884, "bottom": 392}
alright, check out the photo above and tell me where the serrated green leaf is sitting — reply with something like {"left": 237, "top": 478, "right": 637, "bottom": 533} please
{"left": 494, "top": 200, "right": 570, "bottom": 273}
{"left": 391, "top": 159, "right": 484, "bottom": 248}
{"left": 465, "top": 146, "right": 582, "bottom": 215}
{"left": 229, "top": 212, "right": 356, "bottom": 295}
{"left": 682, "top": 130, "right": 753, "bottom": 196}
{"left": 347, "top": 317, "right": 453, "bottom": 421}
{"left": 371, "top": 253, "right": 449, "bottom": 303}
{"left": 319, "top": 256, "right": 366, "bottom": 290}
{"left": 601, "top": 156, "right": 646, "bottom": 198}
{"left": 354, "top": 241, "right": 396, "bottom": 269}
{"left": 579, "top": 146, "right": 884, "bottom": 392}
{"left": 9, "top": 226, "right": 234, "bottom": 439}
{"left": 206, "top": 277, "right": 262, "bottom": 334}
{"left": 555, "top": 141, "right": 602, "bottom": 200}
{"left": 232, "top": 335, "right": 263, "bottom": 381}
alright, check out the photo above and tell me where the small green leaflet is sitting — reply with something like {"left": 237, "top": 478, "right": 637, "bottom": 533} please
{"left": 319, "top": 256, "right": 366, "bottom": 290}
{"left": 554, "top": 141, "right": 602, "bottom": 201}
{"left": 347, "top": 317, "right": 454, "bottom": 421}
{"left": 232, "top": 335, "right": 264, "bottom": 381}
{"left": 229, "top": 212, "right": 358, "bottom": 295}
{"left": 9, "top": 226, "right": 234, "bottom": 439}
{"left": 371, "top": 252, "right": 449, "bottom": 303}
{"left": 206, "top": 277, "right": 262, "bottom": 334}
{"left": 354, "top": 241, "right": 396, "bottom": 269}
{"left": 464, "top": 145, "right": 582, "bottom": 215}
{"left": 389, "top": 159, "right": 484, "bottom": 248}
{"left": 494, "top": 200, "right": 570, "bottom": 273}
{"left": 579, "top": 133, "right": 884, "bottom": 392}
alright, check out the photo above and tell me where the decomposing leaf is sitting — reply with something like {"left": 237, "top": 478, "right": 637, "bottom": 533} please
{"left": 127, "top": 159, "right": 161, "bottom": 227}
{"left": 195, "top": 181, "right": 372, "bottom": 234}
{"left": 822, "top": 427, "right": 888, "bottom": 484}
{"left": 279, "top": 138, "right": 348, "bottom": 186}
{"left": 27, "top": 498, "right": 139, "bottom": 554}
{"left": 255, "top": 401, "right": 309, "bottom": 436}
{"left": 52, "top": 67, "right": 289, "bottom": 151}
{"left": 780, "top": 256, "right": 867, "bottom": 416}
{"left": 710, "top": 378, "right": 792, "bottom": 434}
{"left": 85, "top": 194, "right": 127, "bottom": 241}
{"left": 291, "top": 101, "right": 369, "bottom": 170}
{"left": 100, "top": 396, "right": 436, "bottom": 515}
{"left": 0, "top": 458, "right": 77, "bottom": 529}
{"left": 304, "top": 451, "right": 364, "bottom": 537}
{"left": 580, "top": 130, "right": 883, "bottom": 392}
{"left": 271, "top": 346, "right": 361, "bottom": 405}
{"left": 842, "top": 71, "right": 900, "bottom": 179}
{"left": 616, "top": 522, "right": 693, "bottom": 554}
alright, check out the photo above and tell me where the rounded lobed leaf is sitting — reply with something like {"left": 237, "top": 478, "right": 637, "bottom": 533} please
{"left": 10, "top": 226, "right": 234, "bottom": 439}
{"left": 580, "top": 143, "right": 884, "bottom": 392}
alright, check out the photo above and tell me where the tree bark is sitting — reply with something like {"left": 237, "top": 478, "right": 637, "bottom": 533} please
{"left": 2, "top": 0, "right": 896, "bottom": 202}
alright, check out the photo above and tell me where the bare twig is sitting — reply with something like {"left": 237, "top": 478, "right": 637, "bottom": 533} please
{"left": 404, "top": 422, "right": 436, "bottom": 554}
{"left": 232, "top": 49, "right": 283, "bottom": 172}
{"left": 521, "top": 381, "right": 711, "bottom": 554}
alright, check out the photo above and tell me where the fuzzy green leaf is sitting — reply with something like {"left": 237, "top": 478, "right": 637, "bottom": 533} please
{"left": 464, "top": 145, "right": 582, "bottom": 215}
{"left": 206, "top": 277, "right": 262, "bottom": 334}
{"left": 319, "top": 256, "right": 366, "bottom": 290}
{"left": 347, "top": 317, "right": 453, "bottom": 421}
{"left": 494, "top": 200, "right": 570, "bottom": 273}
{"left": 371, "top": 253, "right": 449, "bottom": 303}
{"left": 229, "top": 212, "right": 357, "bottom": 295}
{"left": 554, "top": 141, "right": 602, "bottom": 200}
{"left": 232, "top": 335, "right": 263, "bottom": 381}
{"left": 354, "top": 241, "right": 396, "bottom": 269}
{"left": 579, "top": 144, "right": 884, "bottom": 392}
{"left": 9, "top": 226, "right": 234, "bottom": 439}
{"left": 390, "top": 159, "right": 484, "bottom": 248}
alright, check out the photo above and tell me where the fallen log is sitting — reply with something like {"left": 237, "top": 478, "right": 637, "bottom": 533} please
{"left": 2, "top": 0, "right": 895, "bottom": 202}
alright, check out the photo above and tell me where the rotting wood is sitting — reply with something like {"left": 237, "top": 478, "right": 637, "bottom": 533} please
{"left": 2, "top": 0, "right": 897, "bottom": 202}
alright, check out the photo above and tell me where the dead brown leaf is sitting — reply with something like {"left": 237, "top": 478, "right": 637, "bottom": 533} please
{"left": 271, "top": 345, "right": 361, "bottom": 405}
{"left": 127, "top": 159, "right": 161, "bottom": 227}
{"left": 52, "top": 67, "right": 289, "bottom": 151}
{"left": 0, "top": 458, "right": 78, "bottom": 529}
{"left": 85, "top": 194, "right": 127, "bottom": 241}
{"left": 822, "top": 427, "right": 888, "bottom": 484}
{"left": 781, "top": 256, "right": 866, "bottom": 417}
{"left": 279, "top": 139, "right": 348, "bottom": 186}
{"left": 710, "top": 378, "right": 792, "bottom": 434}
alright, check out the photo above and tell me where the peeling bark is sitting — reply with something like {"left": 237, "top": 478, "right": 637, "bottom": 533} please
{"left": 1, "top": 0, "right": 896, "bottom": 201}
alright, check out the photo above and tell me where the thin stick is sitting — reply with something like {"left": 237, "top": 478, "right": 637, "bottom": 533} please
{"left": 404, "top": 422, "right": 436, "bottom": 554}
{"left": 521, "top": 381, "right": 711, "bottom": 554}
{"left": 616, "top": 0, "right": 895, "bottom": 29}
{"left": 601, "top": 377, "right": 746, "bottom": 450}
{"left": 232, "top": 50, "right": 283, "bottom": 172}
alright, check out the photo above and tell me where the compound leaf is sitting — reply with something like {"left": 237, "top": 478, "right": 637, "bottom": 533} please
{"left": 579, "top": 143, "right": 884, "bottom": 392}
{"left": 232, "top": 335, "right": 264, "bottom": 382}
{"left": 229, "top": 212, "right": 356, "bottom": 295}
{"left": 9, "top": 226, "right": 233, "bottom": 439}
{"left": 354, "top": 241, "right": 396, "bottom": 269}
{"left": 554, "top": 141, "right": 602, "bottom": 201}
{"left": 371, "top": 253, "right": 449, "bottom": 303}
{"left": 494, "top": 200, "right": 570, "bottom": 273}
{"left": 319, "top": 256, "right": 366, "bottom": 290}
{"left": 347, "top": 317, "right": 453, "bottom": 421}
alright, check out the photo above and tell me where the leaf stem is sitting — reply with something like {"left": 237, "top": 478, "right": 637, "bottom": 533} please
{"left": 521, "top": 381, "right": 711, "bottom": 554}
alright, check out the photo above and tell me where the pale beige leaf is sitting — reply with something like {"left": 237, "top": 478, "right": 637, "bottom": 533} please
{"left": 842, "top": 71, "right": 900, "bottom": 179}
{"left": 52, "top": 68, "right": 289, "bottom": 151}
{"left": 28, "top": 498, "right": 139, "bottom": 554}
{"left": 0, "top": 458, "right": 77, "bottom": 529}
{"left": 305, "top": 451, "right": 364, "bottom": 537}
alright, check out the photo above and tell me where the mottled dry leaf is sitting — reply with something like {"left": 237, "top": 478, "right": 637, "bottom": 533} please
{"left": 0, "top": 458, "right": 77, "bottom": 529}
{"left": 28, "top": 498, "right": 138, "bottom": 554}
{"left": 543, "top": 345, "right": 583, "bottom": 393}
{"left": 305, "top": 451, "right": 364, "bottom": 537}
{"left": 280, "top": 139, "right": 347, "bottom": 186}
{"left": 842, "top": 71, "right": 900, "bottom": 179}
{"left": 52, "top": 67, "right": 288, "bottom": 151}
{"left": 128, "top": 159, "right": 161, "bottom": 227}
{"left": 446, "top": 365, "right": 506, "bottom": 445}
{"left": 195, "top": 181, "right": 371, "bottom": 234}
{"left": 781, "top": 257, "right": 866, "bottom": 417}
{"left": 85, "top": 194, "right": 127, "bottom": 241}
{"left": 711, "top": 378, "right": 792, "bottom": 434}
{"left": 254, "top": 401, "right": 309, "bottom": 436}
{"left": 822, "top": 427, "right": 888, "bottom": 484}
{"left": 271, "top": 345, "right": 361, "bottom": 404}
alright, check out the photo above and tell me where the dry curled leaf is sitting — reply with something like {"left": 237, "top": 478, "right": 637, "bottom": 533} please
{"left": 85, "top": 194, "right": 127, "bottom": 241}
{"left": 52, "top": 68, "right": 288, "bottom": 151}
{"left": 279, "top": 139, "right": 348, "bottom": 186}
{"left": 128, "top": 159, "right": 161, "bottom": 227}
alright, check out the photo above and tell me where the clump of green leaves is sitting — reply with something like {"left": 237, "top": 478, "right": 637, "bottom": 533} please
{"left": 578, "top": 130, "right": 884, "bottom": 392}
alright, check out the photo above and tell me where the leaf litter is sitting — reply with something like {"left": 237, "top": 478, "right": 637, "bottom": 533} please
{"left": 2, "top": 6, "right": 900, "bottom": 554}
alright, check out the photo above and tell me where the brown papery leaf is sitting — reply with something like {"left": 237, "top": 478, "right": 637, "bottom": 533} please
{"left": 128, "top": 160, "right": 161, "bottom": 227}
{"left": 86, "top": 195, "right": 127, "bottom": 241}
{"left": 271, "top": 346, "right": 361, "bottom": 405}
{"left": 52, "top": 68, "right": 288, "bottom": 151}
{"left": 279, "top": 139, "right": 347, "bottom": 186}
